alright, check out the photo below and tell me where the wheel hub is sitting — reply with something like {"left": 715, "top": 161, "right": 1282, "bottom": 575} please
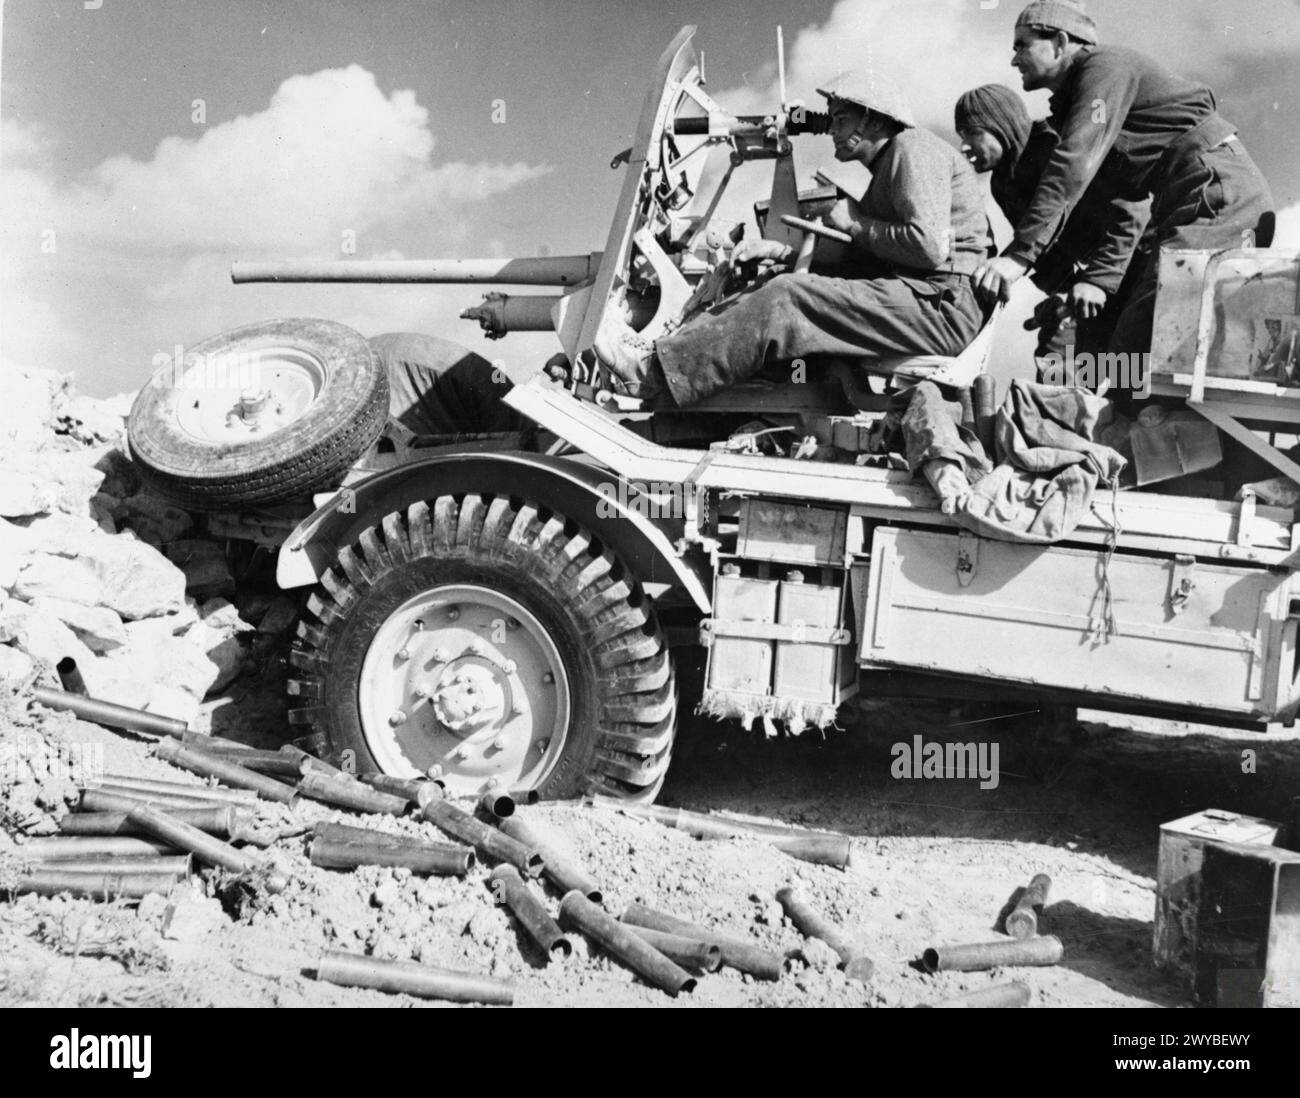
{"left": 173, "top": 345, "right": 327, "bottom": 443}
{"left": 430, "top": 664, "right": 503, "bottom": 732}
{"left": 358, "top": 585, "right": 571, "bottom": 796}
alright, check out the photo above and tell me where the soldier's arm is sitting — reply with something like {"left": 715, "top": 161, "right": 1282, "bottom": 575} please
{"left": 1073, "top": 195, "right": 1151, "bottom": 295}
{"left": 1005, "top": 53, "right": 1140, "bottom": 268}
{"left": 848, "top": 139, "right": 953, "bottom": 269}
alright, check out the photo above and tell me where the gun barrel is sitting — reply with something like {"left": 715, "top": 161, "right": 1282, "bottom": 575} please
{"left": 231, "top": 255, "right": 602, "bottom": 286}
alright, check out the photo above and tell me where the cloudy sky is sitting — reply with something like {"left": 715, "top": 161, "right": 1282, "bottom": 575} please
{"left": 2, "top": 0, "right": 1299, "bottom": 397}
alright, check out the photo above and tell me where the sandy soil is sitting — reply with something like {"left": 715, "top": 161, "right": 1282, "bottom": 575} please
{"left": 3, "top": 649, "right": 1297, "bottom": 1009}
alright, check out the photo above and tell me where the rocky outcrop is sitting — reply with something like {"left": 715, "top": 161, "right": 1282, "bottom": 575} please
{"left": 0, "top": 368, "right": 265, "bottom": 723}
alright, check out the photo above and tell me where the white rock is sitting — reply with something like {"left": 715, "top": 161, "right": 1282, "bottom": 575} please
{"left": 185, "top": 605, "right": 252, "bottom": 695}
{"left": 13, "top": 553, "right": 105, "bottom": 606}
{"left": 0, "top": 471, "right": 57, "bottom": 517}
{"left": 56, "top": 394, "right": 129, "bottom": 446}
{"left": 13, "top": 512, "right": 103, "bottom": 557}
{"left": 144, "top": 684, "right": 201, "bottom": 726}
{"left": 0, "top": 545, "right": 24, "bottom": 594}
{"left": 28, "top": 596, "right": 127, "bottom": 653}
{"left": 5, "top": 607, "right": 98, "bottom": 672}
{"left": 93, "top": 623, "right": 219, "bottom": 701}
{"left": 45, "top": 452, "right": 108, "bottom": 514}
{"left": 0, "top": 643, "right": 34, "bottom": 687}
{"left": 80, "top": 533, "right": 187, "bottom": 620}
{"left": 0, "top": 369, "right": 62, "bottom": 451}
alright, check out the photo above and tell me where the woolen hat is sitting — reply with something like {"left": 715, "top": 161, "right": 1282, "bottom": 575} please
{"left": 955, "top": 85, "right": 1032, "bottom": 163}
{"left": 1015, "top": 0, "right": 1099, "bottom": 45}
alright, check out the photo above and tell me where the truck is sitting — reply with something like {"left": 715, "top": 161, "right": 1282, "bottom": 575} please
{"left": 127, "top": 26, "right": 1300, "bottom": 803}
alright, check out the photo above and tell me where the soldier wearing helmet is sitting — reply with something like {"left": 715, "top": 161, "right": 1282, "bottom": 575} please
{"left": 594, "top": 69, "right": 995, "bottom": 407}
{"left": 973, "top": 0, "right": 1274, "bottom": 369}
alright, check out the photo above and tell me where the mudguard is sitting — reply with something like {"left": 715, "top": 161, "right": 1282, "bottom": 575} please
{"left": 274, "top": 451, "right": 712, "bottom": 612}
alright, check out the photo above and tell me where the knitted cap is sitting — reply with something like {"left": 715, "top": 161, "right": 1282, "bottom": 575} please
{"left": 816, "top": 70, "right": 915, "bottom": 129}
{"left": 955, "top": 85, "right": 1032, "bottom": 163}
{"left": 1015, "top": 0, "right": 1099, "bottom": 44}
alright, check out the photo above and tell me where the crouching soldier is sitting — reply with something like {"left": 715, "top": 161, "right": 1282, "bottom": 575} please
{"left": 955, "top": 82, "right": 1149, "bottom": 384}
{"left": 974, "top": 0, "right": 1275, "bottom": 375}
{"left": 594, "top": 70, "right": 995, "bottom": 407}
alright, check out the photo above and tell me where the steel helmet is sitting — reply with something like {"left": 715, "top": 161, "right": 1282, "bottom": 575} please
{"left": 816, "top": 70, "right": 915, "bottom": 129}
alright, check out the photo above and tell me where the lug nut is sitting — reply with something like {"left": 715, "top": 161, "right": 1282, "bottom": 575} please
{"left": 451, "top": 745, "right": 469, "bottom": 761}
{"left": 491, "top": 736, "right": 507, "bottom": 752}
{"left": 397, "top": 647, "right": 411, "bottom": 660}
{"left": 467, "top": 641, "right": 486, "bottom": 656}
{"left": 501, "top": 659, "right": 517, "bottom": 674}
{"left": 535, "top": 739, "right": 550, "bottom": 754}
{"left": 389, "top": 710, "right": 407, "bottom": 726}
{"left": 412, "top": 619, "right": 424, "bottom": 631}
{"left": 426, "top": 765, "right": 443, "bottom": 779}
{"left": 430, "top": 648, "right": 451, "bottom": 663}
{"left": 506, "top": 618, "right": 520, "bottom": 630}
{"left": 446, "top": 607, "right": 460, "bottom": 621}
{"left": 413, "top": 684, "right": 430, "bottom": 699}
{"left": 542, "top": 672, "right": 555, "bottom": 684}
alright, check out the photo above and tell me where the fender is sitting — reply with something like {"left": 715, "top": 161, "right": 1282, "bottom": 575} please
{"left": 275, "top": 451, "right": 712, "bottom": 612}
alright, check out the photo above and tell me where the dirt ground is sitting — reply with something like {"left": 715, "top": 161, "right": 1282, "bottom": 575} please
{"left": 2, "top": 648, "right": 1297, "bottom": 1009}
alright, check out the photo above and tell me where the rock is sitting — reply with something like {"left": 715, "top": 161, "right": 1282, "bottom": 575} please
{"left": 0, "top": 545, "right": 24, "bottom": 594}
{"left": 55, "top": 394, "right": 129, "bottom": 446}
{"left": 796, "top": 936, "right": 842, "bottom": 973}
{"left": 162, "top": 889, "right": 226, "bottom": 942}
{"left": 28, "top": 597, "right": 127, "bottom": 653}
{"left": 13, "top": 553, "right": 105, "bottom": 607}
{"left": 81, "top": 534, "right": 187, "bottom": 619}
{"left": 0, "top": 369, "right": 62, "bottom": 451}
{"left": 0, "top": 471, "right": 57, "bottom": 518}
{"left": 466, "top": 907, "right": 503, "bottom": 947}
{"left": 93, "top": 449, "right": 141, "bottom": 502}
{"left": 142, "top": 685, "right": 200, "bottom": 726}
{"left": 4, "top": 607, "right": 98, "bottom": 673}
{"left": 372, "top": 881, "right": 401, "bottom": 909}
{"left": 7, "top": 513, "right": 101, "bottom": 558}
{"left": 0, "top": 644, "right": 34, "bottom": 687}
{"left": 187, "top": 599, "right": 254, "bottom": 694}
{"left": 165, "top": 541, "right": 234, "bottom": 601}
{"left": 89, "top": 619, "right": 220, "bottom": 702}
{"left": 45, "top": 451, "right": 108, "bottom": 514}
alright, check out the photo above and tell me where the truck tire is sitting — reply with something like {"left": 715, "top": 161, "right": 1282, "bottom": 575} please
{"left": 127, "top": 318, "right": 388, "bottom": 510}
{"left": 286, "top": 493, "right": 676, "bottom": 802}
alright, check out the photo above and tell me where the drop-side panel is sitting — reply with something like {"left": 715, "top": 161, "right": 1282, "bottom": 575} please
{"left": 861, "top": 527, "right": 1290, "bottom": 716}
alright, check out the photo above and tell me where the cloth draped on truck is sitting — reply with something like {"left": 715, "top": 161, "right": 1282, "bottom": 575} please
{"left": 903, "top": 379, "right": 1127, "bottom": 545}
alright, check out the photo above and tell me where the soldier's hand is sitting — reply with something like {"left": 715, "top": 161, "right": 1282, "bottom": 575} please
{"left": 1068, "top": 281, "right": 1107, "bottom": 321}
{"left": 732, "top": 239, "right": 793, "bottom": 266}
{"left": 824, "top": 197, "right": 861, "bottom": 236}
{"left": 1024, "top": 293, "right": 1070, "bottom": 332}
{"left": 973, "top": 256, "right": 1030, "bottom": 305}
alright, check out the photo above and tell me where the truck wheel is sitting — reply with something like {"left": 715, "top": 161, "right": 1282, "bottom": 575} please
{"left": 286, "top": 494, "right": 676, "bottom": 801}
{"left": 127, "top": 318, "right": 388, "bottom": 510}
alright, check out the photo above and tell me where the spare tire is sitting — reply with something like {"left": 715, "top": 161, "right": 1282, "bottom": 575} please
{"left": 128, "top": 317, "right": 388, "bottom": 510}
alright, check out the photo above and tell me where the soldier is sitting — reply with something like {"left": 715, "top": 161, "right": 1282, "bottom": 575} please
{"left": 973, "top": 0, "right": 1275, "bottom": 375}
{"left": 954, "top": 82, "right": 1149, "bottom": 381}
{"left": 594, "top": 71, "right": 995, "bottom": 407}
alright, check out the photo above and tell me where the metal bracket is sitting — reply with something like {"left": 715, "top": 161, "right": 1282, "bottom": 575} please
{"left": 1169, "top": 554, "right": 1197, "bottom": 616}
{"left": 956, "top": 530, "right": 979, "bottom": 588}
{"left": 699, "top": 618, "right": 851, "bottom": 647}
{"left": 1237, "top": 486, "right": 1257, "bottom": 547}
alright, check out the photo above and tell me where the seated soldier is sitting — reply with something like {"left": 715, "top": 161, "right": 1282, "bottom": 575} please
{"left": 955, "top": 83, "right": 1149, "bottom": 383}
{"left": 594, "top": 70, "right": 995, "bottom": 407}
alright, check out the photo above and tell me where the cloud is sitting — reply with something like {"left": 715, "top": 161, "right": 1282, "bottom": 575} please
{"left": 0, "top": 67, "right": 552, "bottom": 392}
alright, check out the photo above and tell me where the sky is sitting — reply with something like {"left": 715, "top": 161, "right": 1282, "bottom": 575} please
{"left": 2, "top": 0, "right": 1299, "bottom": 398}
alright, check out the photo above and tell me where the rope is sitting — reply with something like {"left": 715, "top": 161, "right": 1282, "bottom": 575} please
{"left": 1089, "top": 480, "right": 1123, "bottom": 643}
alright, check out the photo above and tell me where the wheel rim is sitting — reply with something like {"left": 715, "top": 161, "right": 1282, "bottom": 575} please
{"left": 170, "top": 345, "right": 328, "bottom": 444}
{"left": 357, "top": 584, "right": 572, "bottom": 796}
